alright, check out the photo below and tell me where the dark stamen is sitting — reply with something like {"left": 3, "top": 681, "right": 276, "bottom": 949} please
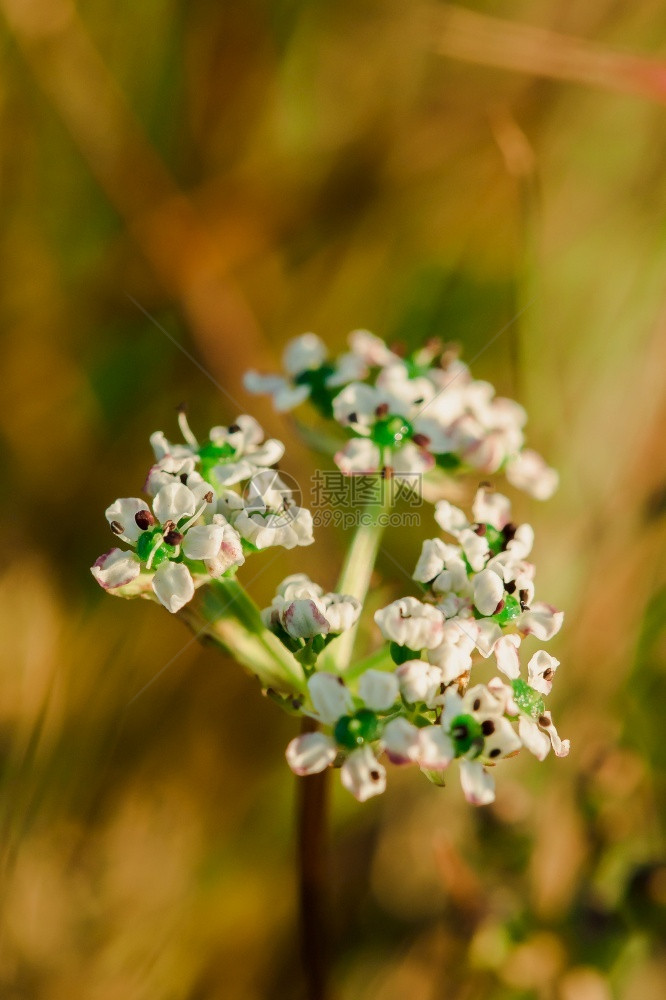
{"left": 538, "top": 715, "right": 550, "bottom": 728}
{"left": 347, "top": 412, "right": 358, "bottom": 424}
{"left": 375, "top": 402, "right": 389, "bottom": 418}
{"left": 502, "top": 522, "right": 517, "bottom": 544}
{"left": 505, "top": 580, "right": 516, "bottom": 595}
{"left": 164, "top": 530, "right": 184, "bottom": 546}
{"left": 110, "top": 520, "right": 124, "bottom": 534}
{"left": 543, "top": 668, "right": 554, "bottom": 681}
{"left": 474, "top": 523, "right": 487, "bottom": 536}
{"left": 180, "top": 473, "right": 189, "bottom": 484}
{"left": 135, "top": 509, "right": 156, "bottom": 530}
{"left": 228, "top": 424, "right": 241, "bottom": 433}
{"left": 494, "top": 599, "right": 505, "bottom": 615}
{"left": 204, "top": 491, "right": 214, "bottom": 504}
{"left": 489, "top": 748, "right": 501, "bottom": 758}
{"left": 481, "top": 720, "right": 495, "bottom": 736}
{"left": 473, "top": 698, "right": 481, "bottom": 711}
{"left": 412, "top": 433, "right": 431, "bottom": 448}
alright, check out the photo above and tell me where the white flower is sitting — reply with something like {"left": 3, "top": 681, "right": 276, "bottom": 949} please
{"left": 232, "top": 470, "right": 315, "bottom": 550}
{"left": 341, "top": 745, "right": 386, "bottom": 802}
{"left": 91, "top": 548, "right": 141, "bottom": 590}
{"left": 151, "top": 560, "right": 195, "bottom": 613}
{"left": 374, "top": 597, "right": 445, "bottom": 650}
{"left": 517, "top": 602, "right": 564, "bottom": 640}
{"left": 473, "top": 568, "right": 504, "bottom": 616}
{"left": 307, "top": 673, "right": 354, "bottom": 725}
{"left": 359, "top": 670, "right": 399, "bottom": 711}
{"left": 348, "top": 329, "right": 400, "bottom": 367}
{"left": 147, "top": 412, "right": 284, "bottom": 491}
{"left": 262, "top": 577, "right": 360, "bottom": 639}
{"left": 527, "top": 650, "right": 560, "bottom": 696}
{"left": 321, "top": 593, "right": 361, "bottom": 632}
{"left": 395, "top": 659, "right": 443, "bottom": 706}
{"left": 244, "top": 333, "right": 366, "bottom": 412}
{"left": 505, "top": 449, "right": 559, "bottom": 500}
{"left": 285, "top": 732, "right": 338, "bottom": 775}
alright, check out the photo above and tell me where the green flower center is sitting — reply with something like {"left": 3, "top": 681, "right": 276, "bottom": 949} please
{"left": 136, "top": 525, "right": 179, "bottom": 567}
{"left": 334, "top": 709, "right": 380, "bottom": 749}
{"left": 198, "top": 440, "right": 237, "bottom": 478}
{"left": 371, "top": 415, "right": 413, "bottom": 448}
{"left": 494, "top": 593, "right": 521, "bottom": 625}
{"left": 450, "top": 713, "right": 484, "bottom": 757}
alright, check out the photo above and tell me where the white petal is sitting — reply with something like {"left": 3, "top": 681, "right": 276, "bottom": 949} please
{"left": 527, "top": 650, "right": 560, "bottom": 696}
{"left": 434, "top": 500, "right": 468, "bottom": 536}
{"left": 334, "top": 438, "right": 382, "bottom": 475}
{"left": 495, "top": 634, "right": 521, "bottom": 679}
{"left": 348, "top": 329, "right": 398, "bottom": 366}
{"left": 383, "top": 717, "right": 422, "bottom": 764}
{"left": 395, "top": 660, "right": 442, "bottom": 706}
{"left": 151, "top": 561, "right": 195, "bottom": 613}
{"left": 427, "top": 638, "right": 472, "bottom": 684}
{"left": 182, "top": 523, "right": 226, "bottom": 561}
{"left": 105, "top": 497, "right": 150, "bottom": 543}
{"left": 273, "top": 383, "right": 311, "bottom": 411}
{"left": 472, "top": 487, "right": 512, "bottom": 529}
{"left": 341, "top": 746, "right": 386, "bottom": 802}
{"left": 537, "top": 711, "right": 570, "bottom": 757}
{"left": 282, "top": 599, "right": 331, "bottom": 639}
{"left": 322, "top": 594, "right": 361, "bottom": 632}
{"left": 418, "top": 728, "right": 454, "bottom": 770}
{"left": 473, "top": 568, "right": 504, "bottom": 616}
{"left": 374, "top": 597, "right": 445, "bottom": 650}
{"left": 243, "top": 371, "right": 287, "bottom": 395}
{"left": 308, "top": 672, "right": 353, "bottom": 725}
{"left": 283, "top": 333, "right": 327, "bottom": 376}
{"left": 326, "top": 351, "right": 367, "bottom": 387}
{"left": 392, "top": 442, "right": 435, "bottom": 476}
{"left": 278, "top": 574, "right": 324, "bottom": 600}
{"left": 332, "top": 382, "right": 380, "bottom": 425}
{"left": 481, "top": 717, "right": 522, "bottom": 760}
{"left": 518, "top": 717, "right": 551, "bottom": 761}
{"left": 472, "top": 619, "right": 503, "bottom": 657}
{"left": 359, "top": 670, "right": 399, "bottom": 711}
{"left": 91, "top": 548, "right": 141, "bottom": 590}
{"left": 506, "top": 449, "right": 559, "bottom": 500}
{"left": 459, "top": 759, "right": 495, "bottom": 805}
{"left": 506, "top": 523, "right": 534, "bottom": 560}
{"left": 285, "top": 732, "right": 337, "bottom": 775}
{"left": 518, "top": 602, "right": 564, "bottom": 641}
{"left": 153, "top": 482, "right": 197, "bottom": 525}
{"left": 413, "top": 538, "right": 448, "bottom": 583}
{"left": 460, "top": 528, "right": 490, "bottom": 573}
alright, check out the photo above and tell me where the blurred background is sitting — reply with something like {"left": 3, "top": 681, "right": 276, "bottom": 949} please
{"left": 1, "top": 1, "right": 665, "bottom": 997}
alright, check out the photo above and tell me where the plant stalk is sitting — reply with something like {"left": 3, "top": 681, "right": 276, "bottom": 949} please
{"left": 296, "top": 717, "right": 331, "bottom": 1000}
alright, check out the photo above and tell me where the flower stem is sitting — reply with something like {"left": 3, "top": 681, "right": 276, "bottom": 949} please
{"left": 322, "top": 494, "right": 390, "bottom": 674}
{"left": 177, "top": 577, "right": 307, "bottom": 695}
{"left": 296, "top": 717, "right": 331, "bottom": 1000}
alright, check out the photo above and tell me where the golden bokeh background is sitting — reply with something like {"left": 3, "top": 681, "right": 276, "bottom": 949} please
{"left": 1, "top": 1, "right": 665, "bottom": 997}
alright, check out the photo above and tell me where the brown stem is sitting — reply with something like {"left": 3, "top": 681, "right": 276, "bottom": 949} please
{"left": 296, "top": 718, "right": 331, "bottom": 1000}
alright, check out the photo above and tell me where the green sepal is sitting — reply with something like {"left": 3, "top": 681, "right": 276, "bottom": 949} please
{"left": 371, "top": 415, "right": 413, "bottom": 448}
{"left": 511, "top": 678, "right": 545, "bottom": 720}
{"left": 390, "top": 641, "right": 421, "bottom": 665}
{"left": 420, "top": 767, "right": 447, "bottom": 787}
{"left": 240, "top": 538, "right": 260, "bottom": 555}
{"left": 484, "top": 524, "right": 504, "bottom": 556}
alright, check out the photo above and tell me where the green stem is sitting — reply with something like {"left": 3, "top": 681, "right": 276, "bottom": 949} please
{"left": 321, "top": 495, "right": 390, "bottom": 674}
{"left": 344, "top": 644, "right": 394, "bottom": 681}
{"left": 177, "top": 577, "right": 307, "bottom": 695}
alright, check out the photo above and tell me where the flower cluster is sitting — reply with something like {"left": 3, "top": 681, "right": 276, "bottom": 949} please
{"left": 245, "top": 331, "right": 558, "bottom": 498}
{"left": 262, "top": 574, "right": 361, "bottom": 667}
{"left": 284, "top": 488, "right": 568, "bottom": 805}
{"left": 91, "top": 412, "right": 314, "bottom": 613}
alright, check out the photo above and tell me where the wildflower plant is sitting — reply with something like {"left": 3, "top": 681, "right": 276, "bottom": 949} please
{"left": 92, "top": 329, "right": 568, "bottom": 992}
